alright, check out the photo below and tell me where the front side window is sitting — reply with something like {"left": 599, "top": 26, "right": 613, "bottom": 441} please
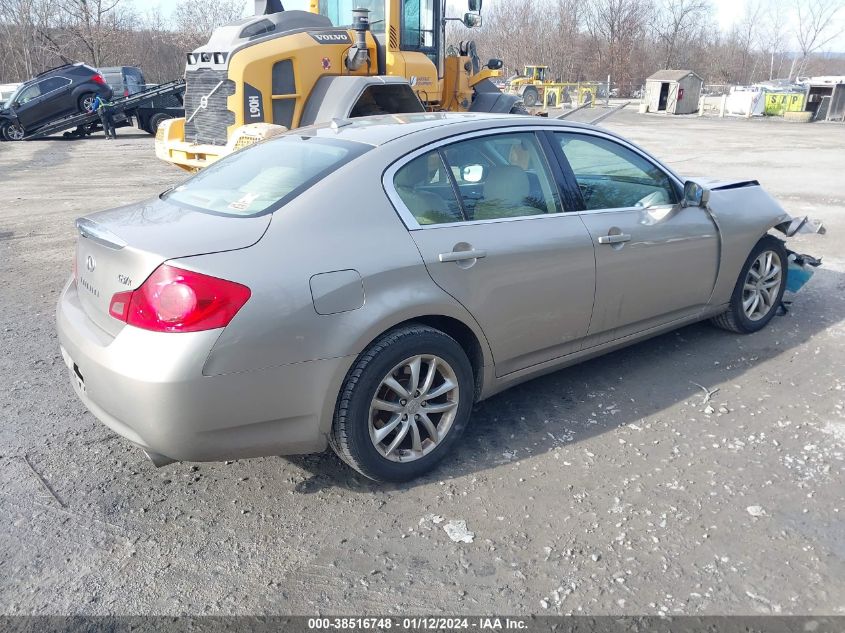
{"left": 16, "top": 83, "right": 41, "bottom": 104}
{"left": 441, "top": 132, "right": 562, "bottom": 220}
{"left": 165, "top": 136, "right": 368, "bottom": 216}
{"left": 555, "top": 133, "right": 677, "bottom": 210}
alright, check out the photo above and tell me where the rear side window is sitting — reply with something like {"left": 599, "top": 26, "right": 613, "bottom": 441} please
{"left": 441, "top": 132, "right": 562, "bottom": 220}
{"left": 40, "top": 77, "right": 71, "bottom": 93}
{"left": 164, "top": 136, "right": 369, "bottom": 217}
{"left": 393, "top": 151, "right": 463, "bottom": 225}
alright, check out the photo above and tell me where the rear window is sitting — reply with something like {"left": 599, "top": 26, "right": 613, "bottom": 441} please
{"left": 163, "top": 136, "right": 369, "bottom": 216}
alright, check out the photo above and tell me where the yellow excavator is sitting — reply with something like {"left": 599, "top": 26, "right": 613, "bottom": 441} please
{"left": 156, "top": 0, "right": 521, "bottom": 171}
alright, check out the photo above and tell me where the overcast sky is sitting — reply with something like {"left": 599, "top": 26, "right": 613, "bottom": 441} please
{"left": 144, "top": 0, "right": 845, "bottom": 52}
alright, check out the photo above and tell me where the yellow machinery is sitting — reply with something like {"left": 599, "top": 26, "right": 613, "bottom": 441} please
{"left": 506, "top": 64, "right": 597, "bottom": 109}
{"left": 156, "top": 0, "right": 517, "bottom": 171}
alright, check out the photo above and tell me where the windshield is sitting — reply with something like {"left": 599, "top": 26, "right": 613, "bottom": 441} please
{"left": 318, "top": 0, "right": 386, "bottom": 32}
{"left": 164, "top": 136, "right": 369, "bottom": 217}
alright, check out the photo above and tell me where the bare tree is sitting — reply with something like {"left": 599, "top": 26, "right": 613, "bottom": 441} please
{"left": 652, "top": 0, "right": 711, "bottom": 68}
{"left": 0, "top": 0, "right": 66, "bottom": 80}
{"left": 58, "top": 0, "right": 136, "bottom": 67}
{"left": 585, "top": 0, "right": 654, "bottom": 90}
{"left": 793, "top": 0, "right": 845, "bottom": 77}
{"left": 760, "top": 0, "right": 790, "bottom": 79}
{"left": 174, "top": 0, "right": 246, "bottom": 49}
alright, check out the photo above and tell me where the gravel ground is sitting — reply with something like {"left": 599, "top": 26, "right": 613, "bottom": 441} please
{"left": 0, "top": 112, "right": 843, "bottom": 616}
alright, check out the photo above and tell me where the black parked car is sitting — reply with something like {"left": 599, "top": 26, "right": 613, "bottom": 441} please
{"left": 0, "top": 63, "right": 112, "bottom": 140}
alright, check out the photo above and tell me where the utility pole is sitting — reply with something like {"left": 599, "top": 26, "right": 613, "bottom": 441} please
{"left": 607, "top": 74, "right": 611, "bottom": 106}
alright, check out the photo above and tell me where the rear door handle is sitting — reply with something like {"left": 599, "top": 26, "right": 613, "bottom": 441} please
{"left": 597, "top": 234, "right": 631, "bottom": 245}
{"left": 438, "top": 249, "right": 487, "bottom": 262}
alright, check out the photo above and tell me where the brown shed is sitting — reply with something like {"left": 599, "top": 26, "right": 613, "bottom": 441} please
{"left": 644, "top": 69, "right": 703, "bottom": 114}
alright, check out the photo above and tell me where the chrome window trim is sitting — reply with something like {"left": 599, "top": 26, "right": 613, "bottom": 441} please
{"left": 382, "top": 124, "right": 685, "bottom": 230}
{"left": 37, "top": 76, "right": 73, "bottom": 99}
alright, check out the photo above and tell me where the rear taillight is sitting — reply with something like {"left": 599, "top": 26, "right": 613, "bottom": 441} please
{"left": 91, "top": 74, "right": 106, "bottom": 86}
{"left": 108, "top": 265, "right": 250, "bottom": 333}
{"left": 123, "top": 89, "right": 129, "bottom": 97}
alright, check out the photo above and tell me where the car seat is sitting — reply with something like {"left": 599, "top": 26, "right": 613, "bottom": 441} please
{"left": 395, "top": 159, "right": 457, "bottom": 225}
{"left": 474, "top": 166, "right": 545, "bottom": 220}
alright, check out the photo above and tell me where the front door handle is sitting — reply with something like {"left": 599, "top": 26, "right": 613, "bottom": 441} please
{"left": 438, "top": 249, "right": 487, "bottom": 263}
{"left": 597, "top": 233, "right": 631, "bottom": 245}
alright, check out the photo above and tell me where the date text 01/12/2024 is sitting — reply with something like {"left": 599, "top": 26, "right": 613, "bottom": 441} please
{"left": 307, "top": 618, "right": 529, "bottom": 630}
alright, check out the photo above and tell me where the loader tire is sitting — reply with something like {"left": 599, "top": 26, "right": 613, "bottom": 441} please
{"left": 522, "top": 87, "right": 539, "bottom": 107}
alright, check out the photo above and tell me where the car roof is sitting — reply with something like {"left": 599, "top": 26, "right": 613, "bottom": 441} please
{"left": 19, "top": 63, "right": 94, "bottom": 87}
{"left": 299, "top": 112, "right": 609, "bottom": 147}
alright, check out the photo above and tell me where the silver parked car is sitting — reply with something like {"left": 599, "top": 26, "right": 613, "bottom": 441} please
{"left": 57, "top": 113, "right": 822, "bottom": 481}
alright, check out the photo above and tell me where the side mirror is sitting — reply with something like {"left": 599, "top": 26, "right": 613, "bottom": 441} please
{"left": 683, "top": 181, "right": 709, "bottom": 207}
{"left": 463, "top": 12, "right": 482, "bottom": 27}
{"left": 468, "top": 0, "right": 482, "bottom": 11}
{"left": 462, "top": 164, "right": 484, "bottom": 182}
{"left": 486, "top": 58, "right": 503, "bottom": 70}
{"left": 12, "top": 101, "right": 20, "bottom": 109}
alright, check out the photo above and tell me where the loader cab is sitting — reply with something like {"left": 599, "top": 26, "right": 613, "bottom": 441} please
{"left": 316, "top": 0, "right": 386, "bottom": 33}
{"left": 314, "top": 0, "right": 442, "bottom": 75}
{"left": 524, "top": 66, "right": 548, "bottom": 82}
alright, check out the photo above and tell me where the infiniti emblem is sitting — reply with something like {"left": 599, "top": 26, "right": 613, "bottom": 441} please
{"left": 86, "top": 255, "right": 96, "bottom": 273}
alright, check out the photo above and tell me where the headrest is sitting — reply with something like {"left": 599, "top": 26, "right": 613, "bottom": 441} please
{"left": 395, "top": 157, "right": 429, "bottom": 189}
{"left": 483, "top": 166, "right": 530, "bottom": 204}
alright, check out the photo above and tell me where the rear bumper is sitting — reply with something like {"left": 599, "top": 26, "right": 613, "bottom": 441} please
{"left": 56, "top": 279, "right": 348, "bottom": 462}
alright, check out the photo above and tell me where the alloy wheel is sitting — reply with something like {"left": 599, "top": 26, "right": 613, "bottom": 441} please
{"left": 5, "top": 123, "right": 24, "bottom": 141}
{"left": 368, "top": 354, "right": 460, "bottom": 463}
{"left": 742, "top": 250, "right": 783, "bottom": 321}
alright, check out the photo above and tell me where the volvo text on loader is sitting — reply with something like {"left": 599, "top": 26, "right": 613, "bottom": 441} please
{"left": 156, "top": 0, "right": 522, "bottom": 171}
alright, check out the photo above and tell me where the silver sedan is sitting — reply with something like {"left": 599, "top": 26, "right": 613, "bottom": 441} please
{"left": 56, "top": 113, "right": 821, "bottom": 481}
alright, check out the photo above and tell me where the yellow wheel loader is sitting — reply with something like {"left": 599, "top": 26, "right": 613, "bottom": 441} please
{"left": 506, "top": 65, "right": 597, "bottom": 109}
{"left": 156, "top": 0, "right": 521, "bottom": 171}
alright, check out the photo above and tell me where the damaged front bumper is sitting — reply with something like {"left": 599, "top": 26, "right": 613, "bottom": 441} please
{"left": 774, "top": 214, "right": 826, "bottom": 294}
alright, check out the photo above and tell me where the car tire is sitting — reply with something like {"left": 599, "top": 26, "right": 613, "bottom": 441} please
{"left": 147, "top": 113, "right": 172, "bottom": 135}
{"left": 330, "top": 324, "right": 474, "bottom": 482}
{"left": 78, "top": 93, "right": 96, "bottom": 113}
{"left": 522, "top": 87, "right": 539, "bottom": 107}
{"left": 711, "top": 235, "right": 788, "bottom": 334}
{"left": 1, "top": 121, "right": 24, "bottom": 141}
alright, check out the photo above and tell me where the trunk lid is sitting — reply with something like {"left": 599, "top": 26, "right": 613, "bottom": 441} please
{"left": 74, "top": 197, "right": 270, "bottom": 337}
